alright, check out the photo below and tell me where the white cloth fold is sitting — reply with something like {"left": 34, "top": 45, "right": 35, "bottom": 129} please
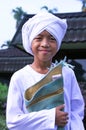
{"left": 22, "top": 12, "right": 67, "bottom": 55}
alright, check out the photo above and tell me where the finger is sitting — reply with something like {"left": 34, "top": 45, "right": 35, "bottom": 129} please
{"left": 60, "top": 119, "right": 68, "bottom": 126}
{"left": 62, "top": 116, "right": 69, "bottom": 121}
{"left": 63, "top": 113, "right": 69, "bottom": 117}
{"left": 57, "top": 104, "right": 65, "bottom": 110}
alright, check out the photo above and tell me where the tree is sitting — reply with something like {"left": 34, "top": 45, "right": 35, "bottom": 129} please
{"left": 1, "top": 7, "right": 27, "bottom": 49}
{"left": 77, "top": 0, "right": 86, "bottom": 11}
{"left": 12, "top": 7, "right": 27, "bottom": 28}
{"left": 41, "top": 6, "right": 58, "bottom": 14}
{"left": 82, "top": 0, "right": 86, "bottom": 11}
{"left": 1, "top": 40, "right": 11, "bottom": 49}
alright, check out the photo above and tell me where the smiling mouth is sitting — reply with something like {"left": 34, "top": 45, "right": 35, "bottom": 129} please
{"left": 40, "top": 50, "right": 51, "bottom": 54}
{"left": 40, "top": 49, "right": 51, "bottom": 52}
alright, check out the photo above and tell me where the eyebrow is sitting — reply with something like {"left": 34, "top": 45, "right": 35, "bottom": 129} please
{"left": 37, "top": 33, "right": 54, "bottom": 37}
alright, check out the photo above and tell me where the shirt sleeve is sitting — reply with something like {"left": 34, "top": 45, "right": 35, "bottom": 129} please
{"left": 6, "top": 73, "right": 56, "bottom": 130}
{"left": 63, "top": 67, "right": 85, "bottom": 130}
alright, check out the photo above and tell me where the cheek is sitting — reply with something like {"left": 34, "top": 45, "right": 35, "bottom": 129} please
{"left": 52, "top": 44, "right": 58, "bottom": 55}
{"left": 56, "top": 42, "right": 58, "bottom": 50}
{"left": 53, "top": 48, "right": 58, "bottom": 56}
{"left": 31, "top": 41, "right": 37, "bottom": 51}
{"left": 53, "top": 43, "right": 58, "bottom": 51}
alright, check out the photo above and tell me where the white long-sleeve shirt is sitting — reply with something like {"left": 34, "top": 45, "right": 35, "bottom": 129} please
{"left": 6, "top": 65, "right": 85, "bottom": 130}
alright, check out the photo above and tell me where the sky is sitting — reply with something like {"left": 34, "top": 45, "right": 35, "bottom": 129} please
{"left": 0, "top": 0, "right": 82, "bottom": 49}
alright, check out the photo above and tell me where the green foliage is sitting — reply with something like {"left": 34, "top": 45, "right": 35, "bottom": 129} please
{"left": 0, "top": 83, "right": 8, "bottom": 102}
{"left": 0, "top": 114, "right": 8, "bottom": 130}
{"left": 41, "top": 6, "right": 58, "bottom": 14}
{"left": 12, "top": 7, "right": 27, "bottom": 21}
{"left": 0, "top": 83, "right": 8, "bottom": 130}
{"left": 1, "top": 40, "right": 11, "bottom": 48}
{"left": 12, "top": 7, "right": 27, "bottom": 29}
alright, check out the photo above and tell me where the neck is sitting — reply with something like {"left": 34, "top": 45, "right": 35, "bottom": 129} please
{"left": 30, "top": 61, "right": 52, "bottom": 74}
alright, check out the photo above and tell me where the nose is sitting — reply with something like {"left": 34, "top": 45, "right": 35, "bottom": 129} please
{"left": 41, "top": 38, "right": 50, "bottom": 48}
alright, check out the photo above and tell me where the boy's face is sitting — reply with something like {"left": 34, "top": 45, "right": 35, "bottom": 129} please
{"left": 31, "top": 30, "right": 58, "bottom": 62}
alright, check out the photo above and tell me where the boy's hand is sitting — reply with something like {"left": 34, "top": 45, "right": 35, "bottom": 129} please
{"left": 55, "top": 104, "right": 69, "bottom": 127}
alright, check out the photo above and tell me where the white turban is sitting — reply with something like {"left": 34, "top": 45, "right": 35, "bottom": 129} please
{"left": 22, "top": 12, "right": 67, "bottom": 55}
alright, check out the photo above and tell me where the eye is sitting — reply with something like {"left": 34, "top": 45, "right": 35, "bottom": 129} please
{"left": 50, "top": 36, "right": 56, "bottom": 41}
{"left": 34, "top": 36, "right": 42, "bottom": 41}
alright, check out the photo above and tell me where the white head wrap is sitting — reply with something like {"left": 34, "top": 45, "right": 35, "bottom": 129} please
{"left": 22, "top": 11, "right": 67, "bottom": 55}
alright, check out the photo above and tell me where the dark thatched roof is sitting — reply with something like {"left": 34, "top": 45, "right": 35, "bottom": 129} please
{"left": 11, "top": 12, "right": 86, "bottom": 46}
{"left": 0, "top": 12, "right": 86, "bottom": 73}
